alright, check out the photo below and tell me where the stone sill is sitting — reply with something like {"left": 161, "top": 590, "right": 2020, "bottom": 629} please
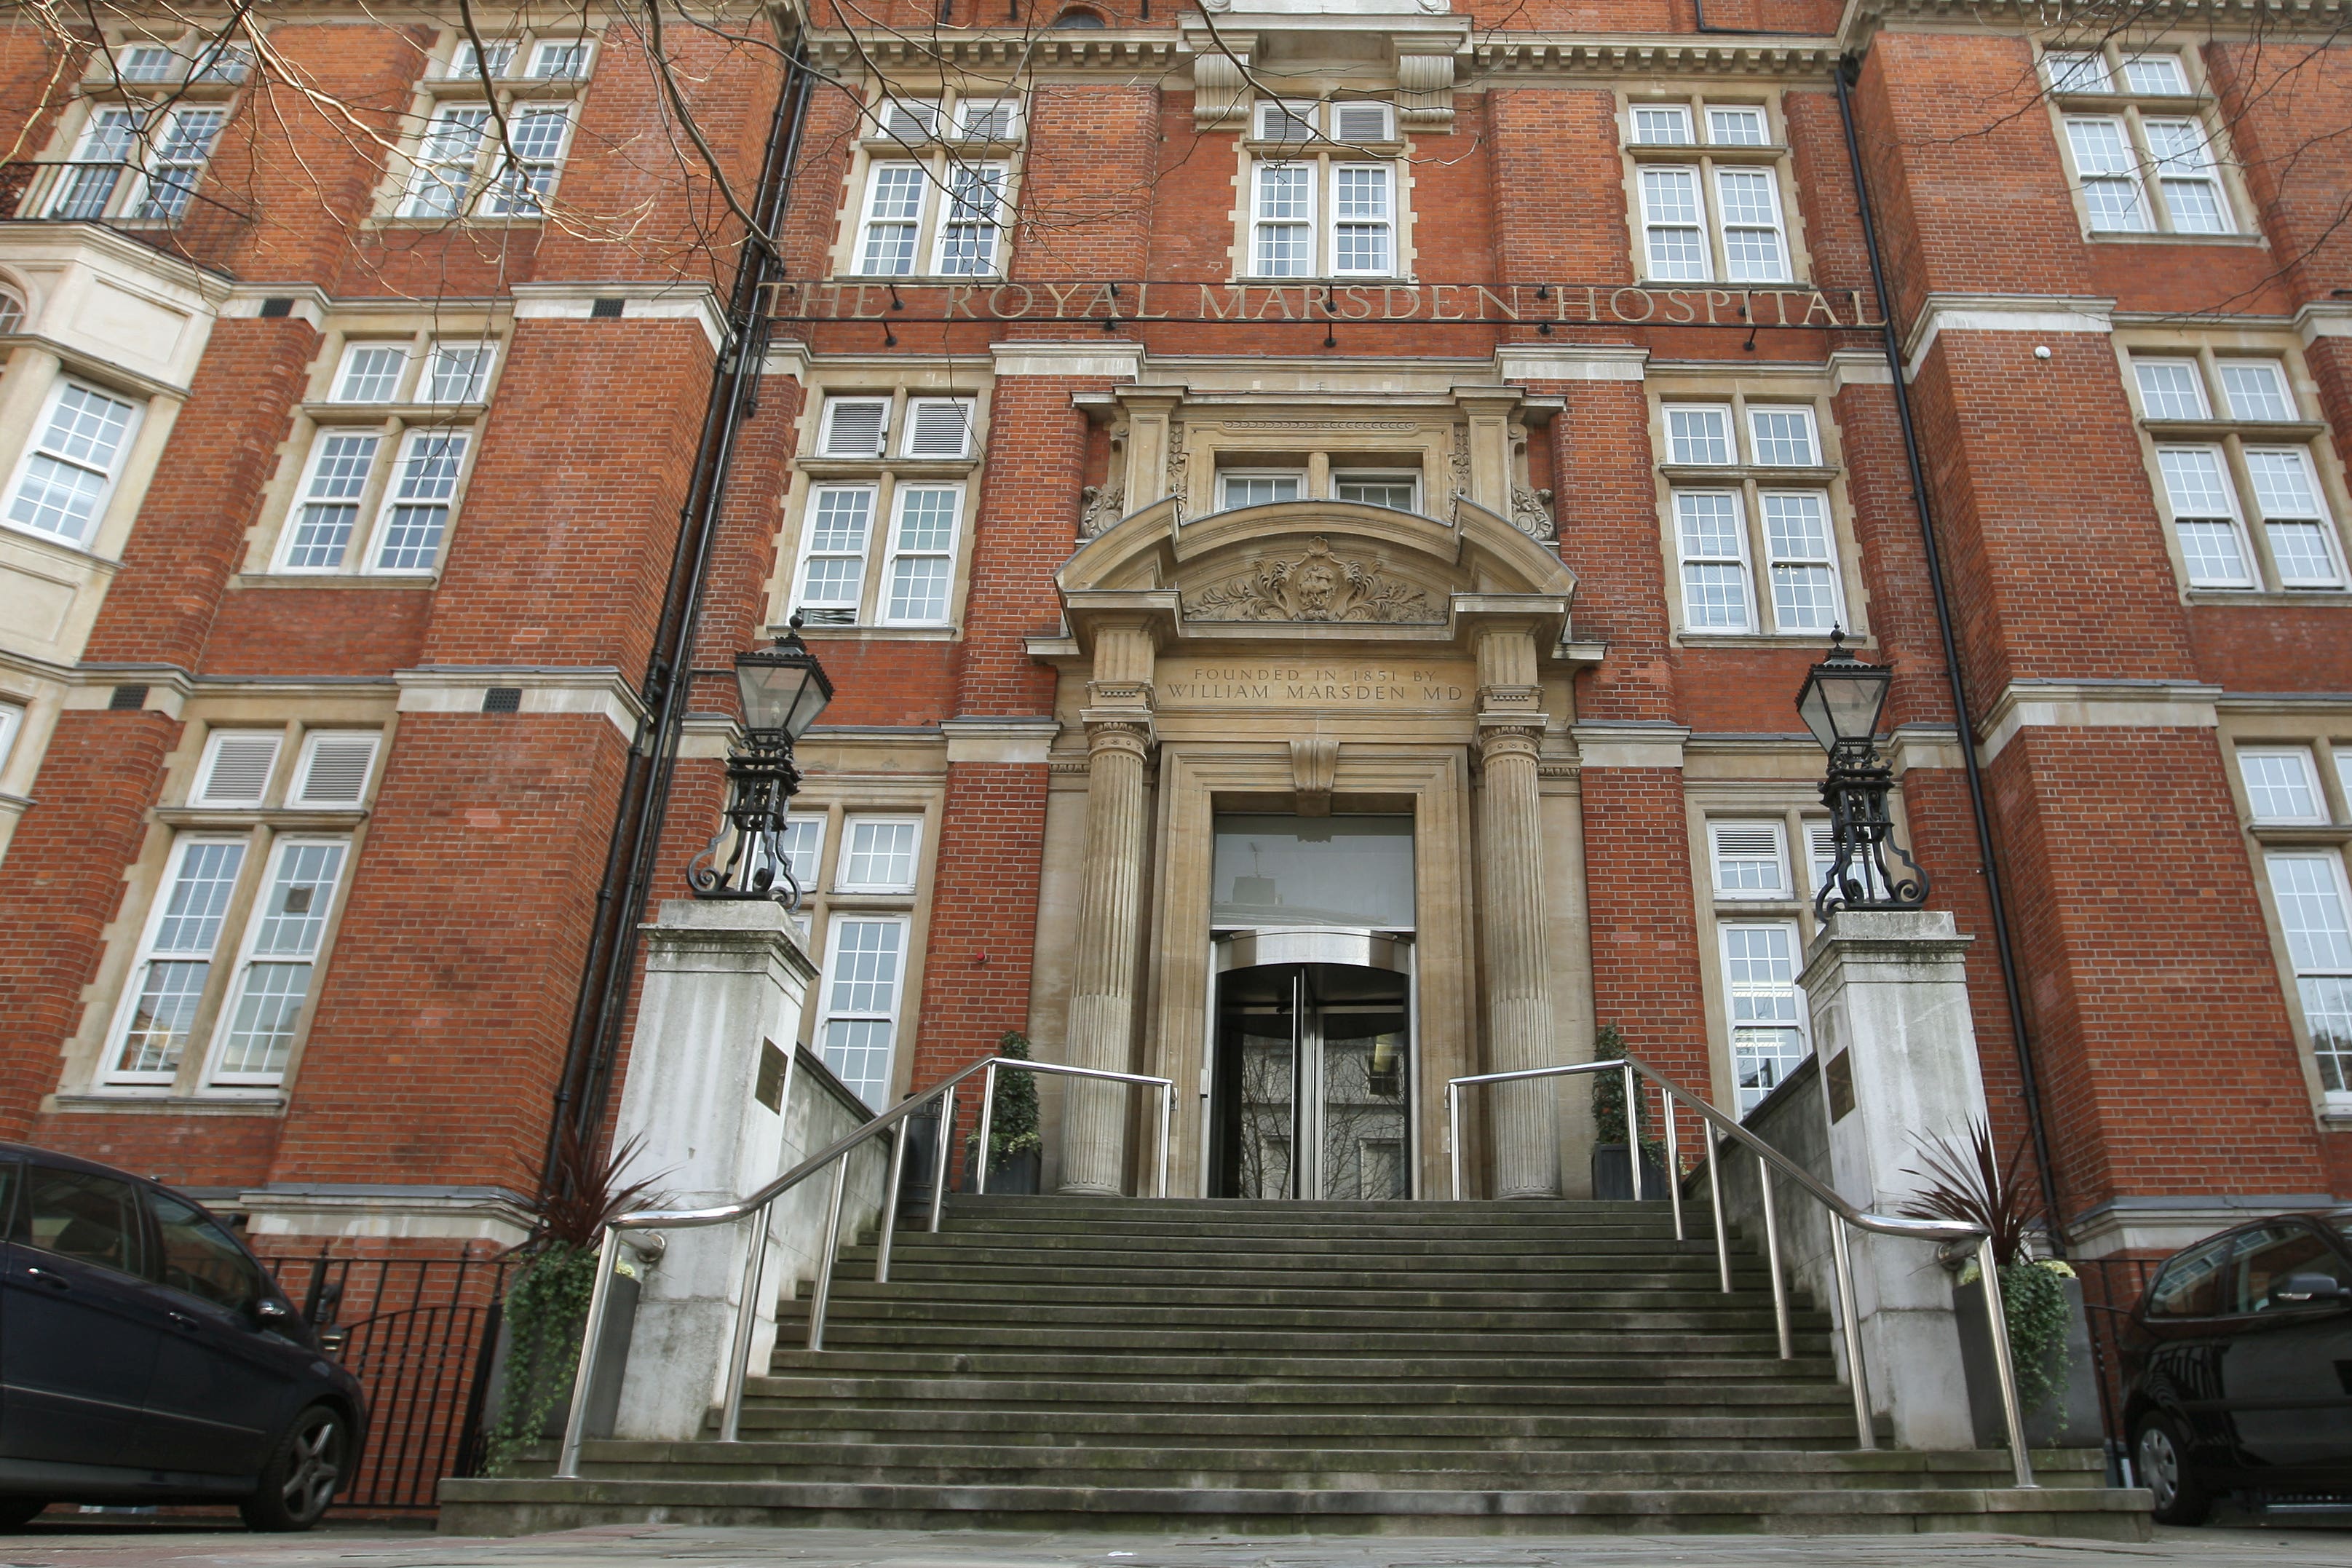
{"left": 231, "top": 573, "right": 437, "bottom": 590}
{"left": 51, "top": 1091, "right": 287, "bottom": 1117}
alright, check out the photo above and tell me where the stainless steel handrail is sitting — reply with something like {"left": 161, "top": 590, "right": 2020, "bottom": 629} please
{"left": 553, "top": 1054, "right": 1175, "bottom": 1478}
{"left": 1446, "top": 1054, "right": 2035, "bottom": 1486}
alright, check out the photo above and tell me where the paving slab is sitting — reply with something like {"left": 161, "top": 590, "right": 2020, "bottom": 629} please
{"left": 0, "top": 1521, "right": 2348, "bottom": 1568}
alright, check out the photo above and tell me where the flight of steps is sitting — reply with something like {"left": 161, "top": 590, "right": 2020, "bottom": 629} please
{"left": 439, "top": 1196, "right": 2150, "bottom": 1538}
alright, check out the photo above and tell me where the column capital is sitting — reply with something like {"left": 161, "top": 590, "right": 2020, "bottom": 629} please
{"left": 1476, "top": 724, "right": 1543, "bottom": 767}
{"left": 1084, "top": 717, "right": 1155, "bottom": 760}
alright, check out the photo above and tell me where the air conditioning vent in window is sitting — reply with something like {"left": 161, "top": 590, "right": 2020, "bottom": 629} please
{"left": 958, "top": 100, "right": 1015, "bottom": 140}
{"left": 880, "top": 100, "right": 939, "bottom": 142}
{"left": 820, "top": 399, "right": 890, "bottom": 458}
{"left": 198, "top": 733, "right": 282, "bottom": 806}
{"left": 1332, "top": 102, "right": 1393, "bottom": 142}
{"left": 903, "top": 400, "right": 973, "bottom": 459}
{"left": 1712, "top": 826, "right": 1779, "bottom": 859}
{"left": 296, "top": 734, "right": 380, "bottom": 805}
{"left": 1257, "top": 100, "right": 1316, "bottom": 142}
{"left": 798, "top": 606, "right": 857, "bottom": 626}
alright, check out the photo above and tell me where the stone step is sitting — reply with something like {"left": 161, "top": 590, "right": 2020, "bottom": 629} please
{"left": 780, "top": 1298, "right": 1824, "bottom": 1334}
{"left": 435, "top": 1476, "right": 2153, "bottom": 1540}
{"left": 564, "top": 1441, "right": 2113, "bottom": 1492}
{"left": 760, "top": 1349, "right": 1840, "bottom": 1382}
{"left": 807, "top": 1280, "right": 1786, "bottom": 1311}
{"left": 853, "top": 1244, "right": 1759, "bottom": 1273}
{"left": 918, "top": 1219, "right": 1724, "bottom": 1243}
{"left": 788, "top": 1324, "right": 1822, "bottom": 1355}
{"left": 738, "top": 1374, "right": 1856, "bottom": 1409}
{"left": 728, "top": 1406, "right": 1873, "bottom": 1445}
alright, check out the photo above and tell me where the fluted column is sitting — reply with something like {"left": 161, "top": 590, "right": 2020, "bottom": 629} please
{"left": 1058, "top": 623, "right": 1157, "bottom": 1195}
{"left": 1476, "top": 624, "right": 1561, "bottom": 1197}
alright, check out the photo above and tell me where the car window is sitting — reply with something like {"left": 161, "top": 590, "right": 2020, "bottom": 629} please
{"left": 2231, "top": 1224, "right": 2352, "bottom": 1312}
{"left": 15, "top": 1165, "right": 143, "bottom": 1276}
{"left": 0, "top": 1158, "right": 17, "bottom": 1237}
{"left": 146, "top": 1191, "right": 264, "bottom": 1314}
{"left": 2145, "top": 1235, "right": 2233, "bottom": 1318}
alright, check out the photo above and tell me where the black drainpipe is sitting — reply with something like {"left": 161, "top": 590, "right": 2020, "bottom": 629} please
{"left": 544, "top": 37, "right": 817, "bottom": 1183}
{"left": 1833, "top": 56, "right": 2067, "bottom": 1247}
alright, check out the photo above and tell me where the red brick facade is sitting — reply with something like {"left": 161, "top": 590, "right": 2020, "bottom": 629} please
{"left": 0, "top": 0, "right": 2345, "bottom": 1282}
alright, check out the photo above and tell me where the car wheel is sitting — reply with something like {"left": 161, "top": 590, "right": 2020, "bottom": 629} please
{"left": 0, "top": 1498, "right": 48, "bottom": 1530}
{"left": 239, "top": 1403, "right": 349, "bottom": 1532}
{"left": 2135, "top": 1413, "right": 2214, "bottom": 1527}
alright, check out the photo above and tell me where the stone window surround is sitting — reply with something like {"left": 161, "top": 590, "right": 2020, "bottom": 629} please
{"left": 779, "top": 777, "right": 946, "bottom": 1113}
{"left": 774, "top": 373, "right": 993, "bottom": 639}
{"left": 370, "top": 25, "right": 601, "bottom": 226}
{"left": 54, "top": 701, "right": 395, "bottom": 1115}
{"left": 238, "top": 310, "right": 507, "bottom": 585}
{"left": 2111, "top": 326, "right": 2352, "bottom": 603}
{"left": 826, "top": 82, "right": 1026, "bottom": 282}
{"left": 1616, "top": 87, "right": 1814, "bottom": 291}
{"left": 2036, "top": 38, "right": 2258, "bottom": 245}
{"left": 1644, "top": 367, "right": 1868, "bottom": 647}
{"left": 2217, "top": 707, "right": 2352, "bottom": 1120}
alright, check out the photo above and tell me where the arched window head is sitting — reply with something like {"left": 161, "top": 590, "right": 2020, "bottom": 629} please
{"left": 1051, "top": 7, "right": 1107, "bottom": 26}
{"left": 0, "top": 288, "right": 23, "bottom": 336}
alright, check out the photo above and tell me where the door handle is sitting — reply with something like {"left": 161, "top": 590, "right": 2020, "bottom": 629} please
{"left": 18, "top": 1264, "right": 71, "bottom": 1291}
{"left": 167, "top": 1310, "right": 202, "bottom": 1330}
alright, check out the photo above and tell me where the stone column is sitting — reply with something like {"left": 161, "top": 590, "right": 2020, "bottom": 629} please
{"left": 608, "top": 899, "right": 815, "bottom": 1441}
{"left": 1475, "top": 623, "right": 1560, "bottom": 1197}
{"left": 1058, "top": 622, "right": 1157, "bottom": 1194}
{"left": 1801, "top": 908, "right": 1989, "bottom": 1449}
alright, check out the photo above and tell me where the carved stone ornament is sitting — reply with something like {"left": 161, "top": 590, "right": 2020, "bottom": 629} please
{"left": 1080, "top": 477, "right": 1125, "bottom": 537}
{"left": 1184, "top": 536, "right": 1443, "bottom": 625}
{"left": 1511, "top": 483, "right": 1556, "bottom": 542}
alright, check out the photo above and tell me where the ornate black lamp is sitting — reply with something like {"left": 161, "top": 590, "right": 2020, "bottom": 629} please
{"left": 687, "top": 618, "right": 834, "bottom": 905}
{"left": 1797, "top": 629, "right": 1928, "bottom": 917}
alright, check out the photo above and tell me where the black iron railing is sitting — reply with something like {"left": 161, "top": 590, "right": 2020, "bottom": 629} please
{"left": 2074, "top": 1255, "right": 2163, "bottom": 1463}
{"left": 253, "top": 1251, "right": 513, "bottom": 1513}
{"left": 0, "top": 160, "right": 253, "bottom": 272}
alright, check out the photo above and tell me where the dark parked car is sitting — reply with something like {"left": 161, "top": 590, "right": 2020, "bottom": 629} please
{"left": 2121, "top": 1210, "right": 2352, "bottom": 1524}
{"left": 0, "top": 1144, "right": 366, "bottom": 1531}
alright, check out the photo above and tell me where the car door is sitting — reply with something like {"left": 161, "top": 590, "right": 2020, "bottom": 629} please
{"left": 2217, "top": 1220, "right": 2352, "bottom": 1475}
{"left": 139, "top": 1189, "right": 303, "bottom": 1477}
{"left": 0, "top": 1162, "right": 170, "bottom": 1470}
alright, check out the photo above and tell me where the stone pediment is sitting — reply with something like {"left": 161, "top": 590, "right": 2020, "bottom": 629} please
{"left": 1054, "top": 495, "right": 1576, "bottom": 652}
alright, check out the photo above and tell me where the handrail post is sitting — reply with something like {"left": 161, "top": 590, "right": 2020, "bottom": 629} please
{"left": 973, "top": 1061, "right": 999, "bottom": 1197}
{"left": 1976, "top": 1235, "right": 2039, "bottom": 1487}
{"left": 718, "top": 1200, "right": 771, "bottom": 1441}
{"left": 1661, "top": 1081, "right": 1684, "bottom": 1241}
{"left": 1706, "top": 1122, "right": 1732, "bottom": 1294}
{"left": 874, "top": 1122, "right": 909, "bottom": 1284}
{"left": 928, "top": 1086, "right": 956, "bottom": 1232}
{"left": 1829, "top": 1214, "right": 1875, "bottom": 1449}
{"left": 553, "top": 1224, "right": 622, "bottom": 1478}
{"left": 806, "top": 1152, "right": 848, "bottom": 1351}
{"left": 1620, "top": 1061, "right": 1639, "bottom": 1197}
{"left": 1157, "top": 1081, "right": 1173, "bottom": 1198}
{"left": 1759, "top": 1162, "right": 1791, "bottom": 1359}
{"left": 1446, "top": 1083, "right": 1462, "bottom": 1201}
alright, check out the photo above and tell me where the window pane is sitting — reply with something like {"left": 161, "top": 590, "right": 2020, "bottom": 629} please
{"left": 116, "top": 961, "right": 212, "bottom": 1076}
{"left": 215, "top": 965, "right": 312, "bottom": 1080}
{"left": 1335, "top": 477, "right": 1417, "bottom": 510}
{"left": 2268, "top": 853, "right": 2352, "bottom": 1091}
{"left": 155, "top": 841, "right": 247, "bottom": 954}
{"left": 1676, "top": 491, "right": 1751, "bottom": 631}
{"left": 1640, "top": 167, "right": 1708, "bottom": 280}
{"left": 1714, "top": 169, "right": 1786, "bottom": 282}
{"left": 9, "top": 454, "right": 110, "bottom": 540}
{"left": 1666, "top": 406, "right": 1733, "bottom": 466}
{"left": 2066, "top": 118, "right": 2151, "bottom": 231}
{"left": 2121, "top": 54, "right": 2189, "bottom": 94}
{"left": 248, "top": 842, "right": 346, "bottom": 957}
{"left": 892, "top": 487, "right": 958, "bottom": 552}
{"left": 1749, "top": 408, "right": 1817, "bottom": 466}
{"left": 1724, "top": 924, "right": 1805, "bottom": 1113}
{"left": 2246, "top": 449, "right": 2338, "bottom": 585}
{"left": 2157, "top": 446, "right": 2249, "bottom": 585}
{"left": 135, "top": 108, "right": 225, "bottom": 221}
{"left": 405, "top": 107, "right": 488, "bottom": 217}
{"left": 1221, "top": 474, "right": 1301, "bottom": 510}
{"left": 1707, "top": 106, "right": 1768, "bottom": 145}
{"left": 1257, "top": 163, "right": 1309, "bottom": 219}
{"left": 2244, "top": 751, "right": 2323, "bottom": 823}
{"left": 2045, "top": 52, "right": 2110, "bottom": 92}
{"left": 337, "top": 346, "right": 408, "bottom": 403}
{"left": 1763, "top": 492, "right": 1838, "bottom": 632}
{"left": 1631, "top": 106, "right": 1692, "bottom": 144}
{"left": 21, "top": 1168, "right": 141, "bottom": 1274}
{"left": 807, "top": 488, "right": 874, "bottom": 554}
{"left": 427, "top": 344, "right": 495, "bottom": 403}
{"left": 777, "top": 817, "right": 823, "bottom": 889}
{"left": 2134, "top": 360, "right": 2209, "bottom": 420}
{"left": 148, "top": 1193, "right": 263, "bottom": 1312}
{"left": 286, "top": 432, "right": 379, "bottom": 569}
{"left": 374, "top": 432, "right": 467, "bottom": 571}
{"left": 842, "top": 819, "right": 919, "bottom": 890}
{"left": 2218, "top": 361, "right": 2294, "bottom": 421}
{"left": 821, "top": 919, "right": 905, "bottom": 1106}
{"left": 1332, "top": 167, "right": 1392, "bottom": 273}
{"left": 1710, "top": 821, "right": 1787, "bottom": 897}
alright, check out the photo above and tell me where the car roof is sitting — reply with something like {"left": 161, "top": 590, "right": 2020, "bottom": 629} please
{"left": 0, "top": 1140, "right": 157, "bottom": 1185}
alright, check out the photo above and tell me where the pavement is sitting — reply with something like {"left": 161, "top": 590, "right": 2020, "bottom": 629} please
{"left": 3, "top": 1522, "right": 2352, "bottom": 1568}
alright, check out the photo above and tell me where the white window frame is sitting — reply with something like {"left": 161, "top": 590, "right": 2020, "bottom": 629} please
{"left": 878, "top": 484, "right": 964, "bottom": 627}
{"left": 900, "top": 397, "right": 974, "bottom": 459}
{"left": 2046, "top": 47, "right": 2236, "bottom": 237}
{"left": 815, "top": 912, "right": 911, "bottom": 1108}
{"left": 0, "top": 702, "right": 21, "bottom": 774}
{"left": 2264, "top": 848, "right": 2352, "bottom": 1102}
{"left": 1626, "top": 99, "right": 1794, "bottom": 285}
{"left": 1331, "top": 470, "right": 1422, "bottom": 512}
{"left": 398, "top": 36, "right": 591, "bottom": 221}
{"left": 2241, "top": 746, "right": 2329, "bottom": 825}
{"left": 103, "top": 835, "right": 250, "bottom": 1086}
{"left": 203, "top": 834, "right": 350, "bottom": 1088}
{"left": 1719, "top": 919, "right": 1810, "bottom": 1115}
{"left": 291, "top": 730, "right": 382, "bottom": 807}
{"left": 1661, "top": 397, "right": 1846, "bottom": 637}
{"left": 1219, "top": 469, "right": 1307, "bottom": 512}
{"left": 793, "top": 482, "right": 879, "bottom": 625}
{"left": 836, "top": 815, "right": 924, "bottom": 893}
{"left": 1243, "top": 102, "right": 1405, "bottom": 282}
{"left": 928, "top": 162, "right": 1007, "bottom": 277}
{"left": 4, "top": 376, "right": 143, "bottom": 547}
{"left": 1708, "top": 819, "right": 1791, "bottom": 900}
{"left": 819, "top": 396, "right": 892, "bottom": 459}
{"left": 193, "top": 729, "right": 283, "bottom": 807}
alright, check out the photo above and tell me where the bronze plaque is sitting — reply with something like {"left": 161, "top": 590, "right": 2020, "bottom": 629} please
{"left": 754, "top": 1038, "right": 788, "bottom": 1112}
{"left": 1824, "top": 1050, "right": 1856, "bottom": 1123}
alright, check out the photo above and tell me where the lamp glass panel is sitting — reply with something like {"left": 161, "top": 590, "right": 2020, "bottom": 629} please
{"left": 1798, "top": 662, "right": 1890, "bottom": 751}
{"left": 737, "top": 657, "right": 828, "bottom": 736}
